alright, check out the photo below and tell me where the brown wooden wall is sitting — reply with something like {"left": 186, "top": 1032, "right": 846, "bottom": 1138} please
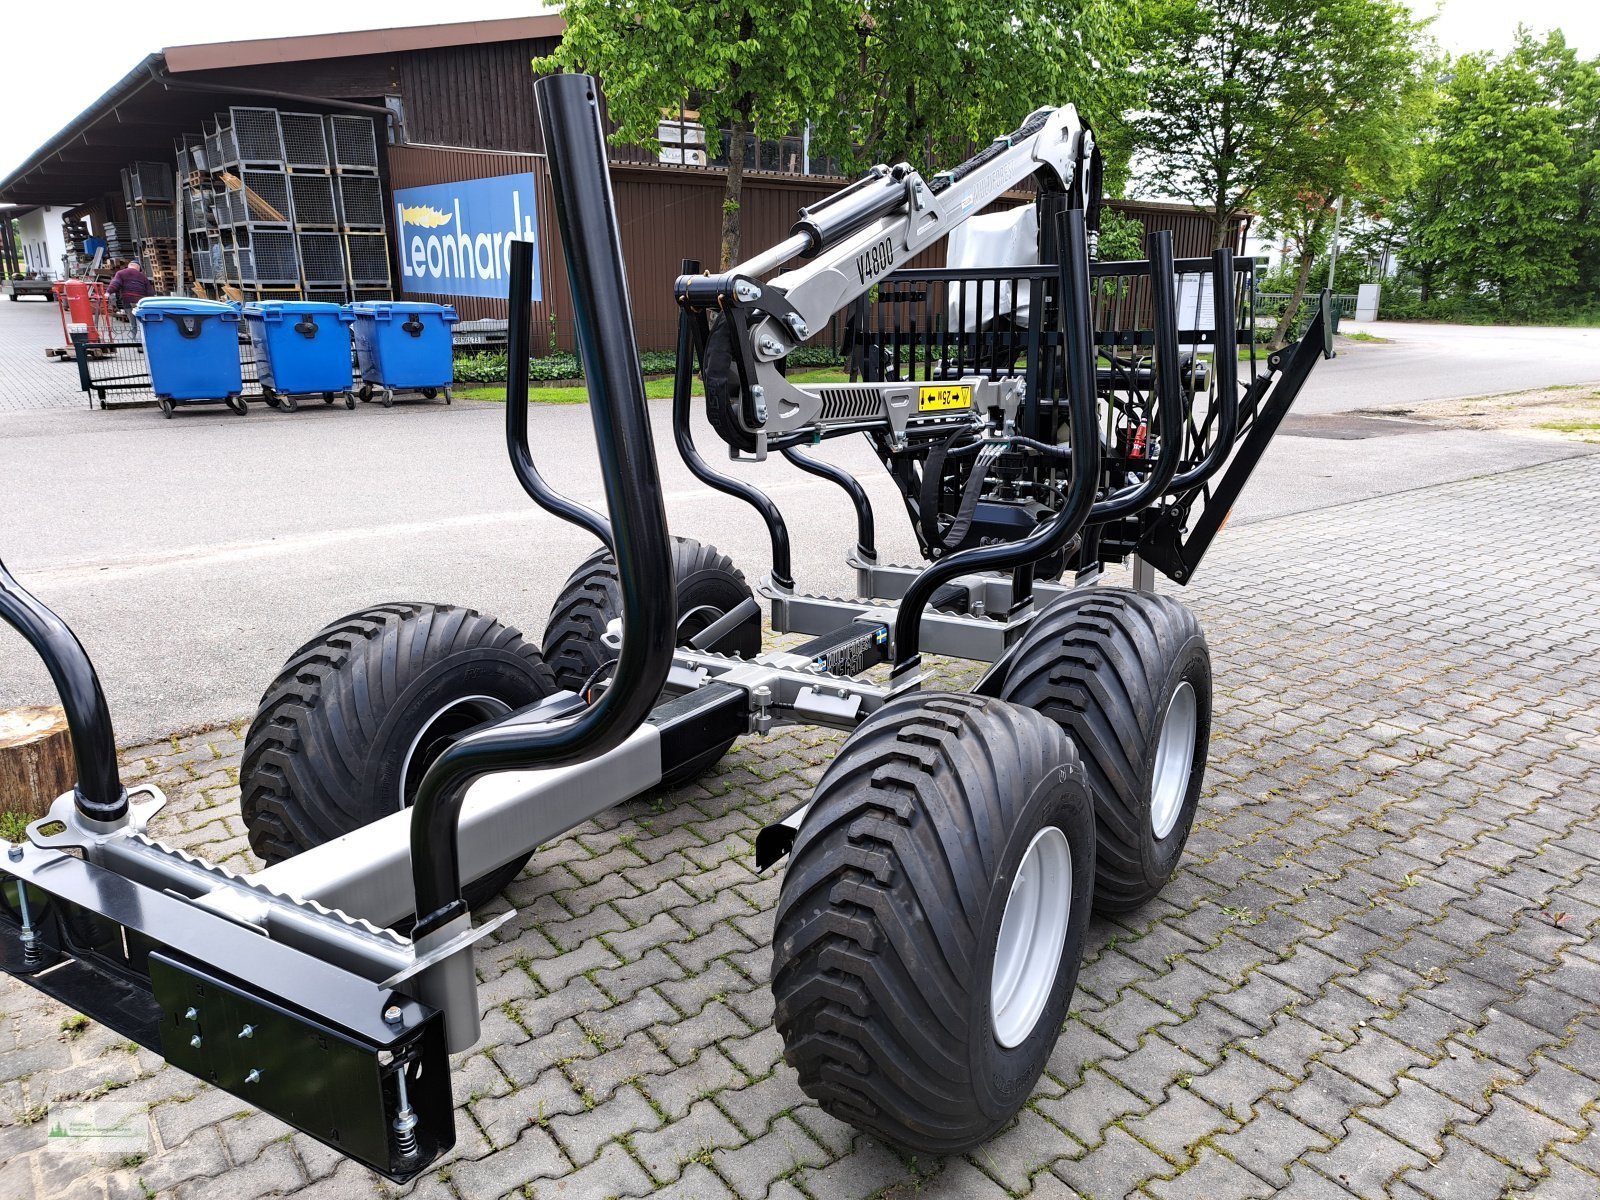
{"left": 398, "top": 38, "right": 561, "bottom": 152}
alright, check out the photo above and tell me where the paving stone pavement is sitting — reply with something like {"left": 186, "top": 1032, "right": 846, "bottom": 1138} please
{"left": 4, "top": 454, "right": 1600, "bottom": 1199}
{"left": 0, "top": 296, "right": 92, "bottom": 412}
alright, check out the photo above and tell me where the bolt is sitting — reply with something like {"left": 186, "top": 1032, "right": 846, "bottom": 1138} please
{"left": 238, "top": 1025, "right": 254, "bottom": 1039}
{"left": 393, "top": 1070, "right": 419, "bottom": 1158}
{"left": 15, "top": 879, "right": 38, "bottom": 966}
{"left": 733, "top": 279, "right": 761, "bottom": 303}
{"left": 785, "top": 313, "right": 810, "bottom": 340}
{"left": 383, "top": 1005, "right": 404, "bottom": 1028}
{"left": 184, "top": 1008, "right": 198, "bottom": 1021}
{"left": 7, "top": 844, "right": 21, "bottom": 862}
{"left": 189, "top": 1035, "right": 202, "bottom": 1049}
{"left": 244, "top": 1069, "right": 261, "bottom": 1084}
{"left": 759, "top": 336, "right": 784, "bottom": 357}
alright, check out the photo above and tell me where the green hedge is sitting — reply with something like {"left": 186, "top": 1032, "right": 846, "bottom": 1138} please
{"left": 453, "top": 344, "right": 846, "bottom": 385}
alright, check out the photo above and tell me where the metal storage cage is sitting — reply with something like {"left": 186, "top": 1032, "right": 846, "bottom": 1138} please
{"left": 203, "top": 119, "right": 236, "bottom": 173}
{"left": 288, "top": 174, "right": 339, "bottom": 228}
{"left": 129, "top": 162, "right": 174, "bottom": 203}
{"left": 343, "top": 233, "right": 391, "bottom": 286}
{"left": 278, "top": 113, "right": 330, "bottom": 168}
{"left": 242, "top": 230, "right": 300, "bottom": 285}
{"left": 334, "top": 175, "right": 385, "bottom": 229}
{"left": 327, "top": 115, "right": 379, "bottom": 173}
{"left": 351, "top": 288, "right": 394, "bottom": 303}
{"left": 235, "top": 170, "right": 292, "bottom": 225}
{"left": 297, "top": 232, "right": 347, "bottom": 285}
{"left": 229, "top": 107, "right": 286, "bottom": 164}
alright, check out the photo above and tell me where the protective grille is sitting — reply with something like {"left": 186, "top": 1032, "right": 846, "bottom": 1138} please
{"left": 335, "top": 175, "right": 384, "bottom": 228}
{"left": 819, "top": 387, "right": 886, "bottom": 422}
{"left": 328, "top": 116, "right": 379, "bottom": 171}
{"left": 247, "top": 231, "right": 299, "bottom": 284}
{"left": 239, "top": 171, "right": 291, "bottom": 224}
{"left": 278, "top": 113, "right": 329, "bottom": 167}
{"left": 352, "top": 288, "right": 393, "bottom": 302}
{"left": 229, "top": 108, "right": 284, "bottom": 162}
{"left": 289, "top": 174, "right": 338, "bottom": 227}
{"left": 297, "top": 232, "right": 346, "bottom": 284}
{"left": 345, "top": 234, "right": 390, "bottom": 285}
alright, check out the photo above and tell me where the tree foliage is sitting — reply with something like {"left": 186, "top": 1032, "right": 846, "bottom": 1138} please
{"left": 543, "top": 1, "right": 1134, "bottom": 267}
{"left": 1398, "top": 30, "right": 1600, "bottom": 314}
{"left": 1130, "top": 0, "right": 1421, "bottom": 249}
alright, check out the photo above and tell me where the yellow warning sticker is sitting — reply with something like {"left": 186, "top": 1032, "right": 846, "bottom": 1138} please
{"left": 917, "top": 384, "right": 972, "bottom": 412}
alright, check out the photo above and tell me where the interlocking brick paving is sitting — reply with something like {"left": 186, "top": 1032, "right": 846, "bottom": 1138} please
{"left": 4, "top": 455, "right": 1600, "bottom": 1198}
{"left": 0, "top": 294, "right": 93, "bottom": 412}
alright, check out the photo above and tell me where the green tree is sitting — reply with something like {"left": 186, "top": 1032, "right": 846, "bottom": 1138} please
{"left": 541, "top": 0, "right": 860, "bottom": 269}
{"left": 1399, "top": 30, "right": 1598, "bottom": 313}
{"left": 814, "top": 1, "right": 1135, "bottom": 185}
{"left": 543, "top": 2, "right": 1136, "bottom": 268}
{"left": 1131, "top": 0, "right": 1422, "bottom": 250}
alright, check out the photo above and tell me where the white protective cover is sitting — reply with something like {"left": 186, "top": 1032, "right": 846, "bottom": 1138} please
{"left": 945, "top": 204, "right": 1040, "bottom": 332}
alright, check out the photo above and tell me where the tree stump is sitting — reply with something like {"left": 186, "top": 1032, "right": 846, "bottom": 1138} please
{"left": 0, "top": 706, "right": 75, "bottom": 819}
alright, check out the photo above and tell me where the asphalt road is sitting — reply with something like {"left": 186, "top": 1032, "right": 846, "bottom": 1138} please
{"left": 1, "top": 318, "right": 1595, "bottom": 740}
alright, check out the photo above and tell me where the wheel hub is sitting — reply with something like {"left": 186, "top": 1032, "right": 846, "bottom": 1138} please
{"left": 990, "top": 825, "right": 1072, "bottom": 1048}
{"left": 399, "top": 695, "right": 512, "bottom": 808}
{"left": 1150, "top": 681, "right": 1197, "bottom": 840}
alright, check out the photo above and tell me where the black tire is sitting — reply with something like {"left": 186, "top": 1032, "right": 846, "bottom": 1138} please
{"left": 344, "top": 392, "right": 356, "bottom": 410}
{"left": 159, "top": 398, "right": 174, "bottom": 419}
{"left": 359, "top": 384, "right": 373, "bottom": 403}
{"left": 421, "top": 387, "right": 438, "bottom": 400}
{"left": 996, "top": 587, "right": 1211, "bottom": 913}
{"left": 323, "top": 392, "right": 335, "bottom": 405}
{"left": 261, "top": 386, "right": 280, "bottom": 410}
{"left": 541, "top": 537, "right": 759, "bottom": 787}
{"left": 229, "top": 396, "right": 248, "bottom": 415}
{"left": 772, "top": 692, "right": 1095, "bottom": 1154}
{"left": 281, "top": 393, "right": 299, "bottom": 413}
{"left": 241, "top": 603, "right": 557, "bottom": 911}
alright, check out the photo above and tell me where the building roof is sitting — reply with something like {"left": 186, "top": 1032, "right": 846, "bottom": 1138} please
{"left": 163, "top": 16, "right": 562, "bottom": 73}
{"left": 0, "top": 16, "right": 565, "bottom": 206}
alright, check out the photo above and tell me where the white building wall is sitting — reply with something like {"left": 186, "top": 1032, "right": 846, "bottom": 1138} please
{"left": 15, "top": 206, "right": 69, "bottom": 277}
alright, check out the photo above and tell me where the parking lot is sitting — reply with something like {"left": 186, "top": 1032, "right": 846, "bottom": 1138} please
{"left": 2, "top": 297, "right": 1600, "bottom": 1199}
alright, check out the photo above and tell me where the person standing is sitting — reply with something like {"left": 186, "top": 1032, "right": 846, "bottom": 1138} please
{"left": 108, "top": 259, "right": 153, "bottom": 319}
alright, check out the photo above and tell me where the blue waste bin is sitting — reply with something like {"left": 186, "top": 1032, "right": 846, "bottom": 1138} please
{"left": 347, "top": 301, "right": 458, "bottom": 406}
{"left": 242, "top": 301, "right": 356, "bottom": 411}
{"left": 133, "top": 298, "right": 247, "bottom": 417}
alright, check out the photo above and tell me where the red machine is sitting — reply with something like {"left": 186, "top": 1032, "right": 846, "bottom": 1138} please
{"left": 52, "top": 280, "right": 114, "bottom": 346}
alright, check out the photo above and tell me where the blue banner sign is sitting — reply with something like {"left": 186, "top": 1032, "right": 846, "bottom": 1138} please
{"left": 394, "top": 172, "right": 542, "bottom": 301}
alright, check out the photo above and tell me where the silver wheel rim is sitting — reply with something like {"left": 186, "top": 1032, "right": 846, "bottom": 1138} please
{"left": 398, "top": 695, "right": 511, "bottom": 808}
{"left": 1150, "top": 681, "right": 1197, "bottom": 841}
{"left": 991, "top": 825, "right": 1073, "bottom": 1049}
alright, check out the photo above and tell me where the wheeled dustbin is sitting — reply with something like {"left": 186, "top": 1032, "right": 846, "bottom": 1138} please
{"left": 347, "top": 301, "right": 458, "bottom": 407}
{"left": 242, "top": 301, "right": 357, "bottom": 412}
{"left": 133, "top": 298, "right": 247, "bottom": 418}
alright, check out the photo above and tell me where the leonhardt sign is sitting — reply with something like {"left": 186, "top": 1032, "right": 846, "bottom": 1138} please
{"left": 394, "top": 172, "right": 543, "bottom": 301}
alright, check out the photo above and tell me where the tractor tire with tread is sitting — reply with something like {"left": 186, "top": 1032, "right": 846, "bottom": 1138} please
{"left": 241, "top": 602, "right": 557, "bottom": 911}
{"left": 771, "top": 692, "right": 1095, "bottom": 1153}
{"left": 995, "top": 587, "right": 1211, "bottom": 913}
{"left": 541, "top": 537, "right": 759, "bottom": 787}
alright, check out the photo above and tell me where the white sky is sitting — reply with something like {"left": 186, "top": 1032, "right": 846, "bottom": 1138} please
{"left": 2, "top": 1, "right": 1597, "bottom": 183}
